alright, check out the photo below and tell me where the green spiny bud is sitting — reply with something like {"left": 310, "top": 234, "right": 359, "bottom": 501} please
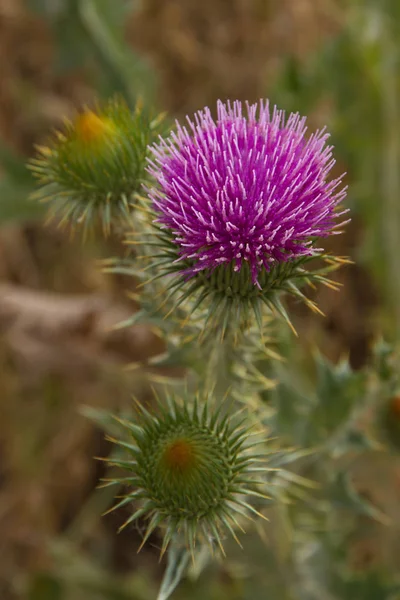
{"left": 102, "top": 393, "right": 270, "bottom": 558}
{"left": 29, "top": 97, "right": 165, "bottom": 236}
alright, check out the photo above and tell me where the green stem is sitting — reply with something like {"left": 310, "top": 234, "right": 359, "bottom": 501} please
{"left": 157, "top": 538, "right": 191, "bottom": 600}
{"left": 204, "top": 327, "right": 237, "bottom": 398}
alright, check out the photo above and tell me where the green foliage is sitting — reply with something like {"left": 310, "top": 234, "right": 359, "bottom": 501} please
{"left": 271, "top": 353, "right": 368, "bottom": 448}
{"left": 249, "top": 340, "right": 400, "bottom": 600}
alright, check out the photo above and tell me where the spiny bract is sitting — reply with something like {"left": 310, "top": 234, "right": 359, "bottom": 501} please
{"left": 102, "top": 394, "right": 270, "bottom": 558}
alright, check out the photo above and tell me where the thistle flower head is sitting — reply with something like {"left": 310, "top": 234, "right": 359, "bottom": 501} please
{"left": 30, "top": 97, "right": 164, "bottom": 235}
{"left": 141, "top": 100, "right": 348, "bottom": 334}
{"left": 149, "top": 100, "right": 346, "bottom": 280}
{"left": 103, "top": 394, "right": 268, "bottom": 557}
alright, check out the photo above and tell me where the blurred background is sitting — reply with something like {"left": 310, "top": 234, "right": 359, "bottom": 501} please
{"left": 0, "top": 0, "right": 400, "bottom": 598}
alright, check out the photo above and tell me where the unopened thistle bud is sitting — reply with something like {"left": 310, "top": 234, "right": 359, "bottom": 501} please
{"left": 139, "top": 99, "right": 348, "bottom": 335}
{"left": 102, "top": 394, "right": 269, "bottom": 558}
{"left": 30, "top": 97, "right": 164, "bottom": 235}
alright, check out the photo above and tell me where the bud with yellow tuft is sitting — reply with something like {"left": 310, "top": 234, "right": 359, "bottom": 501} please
{"left": 29, "top": 97, "right": 165, "bottom": 236}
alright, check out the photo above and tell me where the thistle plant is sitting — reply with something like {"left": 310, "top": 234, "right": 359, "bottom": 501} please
{"left": 29, "top": 95, "right": 371, "bottom": 600}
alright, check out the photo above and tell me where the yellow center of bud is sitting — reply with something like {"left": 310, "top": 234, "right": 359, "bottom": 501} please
{"left": 75, "top": 110, "right": 114, "bottom": 144}
{"left": 162, "top": 438, "right": 196, "bottom": 473}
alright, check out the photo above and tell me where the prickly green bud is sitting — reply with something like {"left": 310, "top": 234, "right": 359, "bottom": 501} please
{"left": 29, "top": 97, "right": 164, "bottom": 235}
{"left": 102, "top": 394, "right": 269, "bottom": 558}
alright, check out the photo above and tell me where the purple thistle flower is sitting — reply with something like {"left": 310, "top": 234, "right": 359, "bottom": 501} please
{"left": 147, "top": 100, "right": 347, "bottom": 286}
